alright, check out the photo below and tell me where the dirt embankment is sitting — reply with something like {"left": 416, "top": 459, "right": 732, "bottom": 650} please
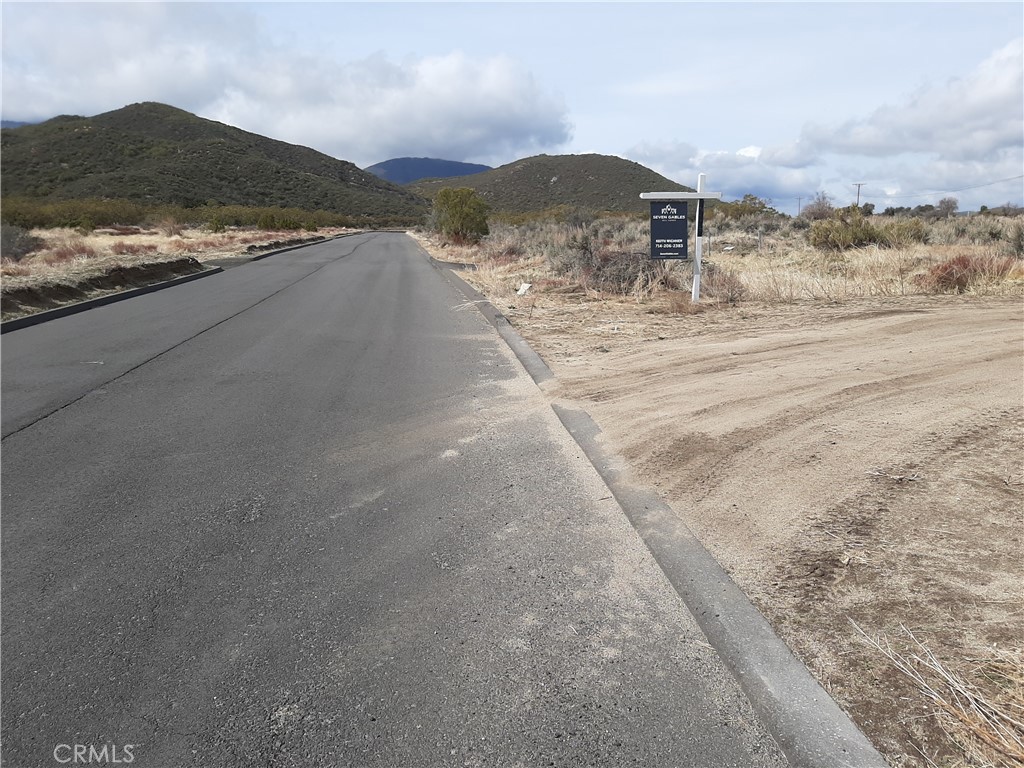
{"left": 500, "top": 290, "right": 1022, "bottom": 767}
{"left": 0, "top": 232, "right": 335, "bottom": 322}
{"left": 1, "top": 258, "right": 207, "bottom": 320}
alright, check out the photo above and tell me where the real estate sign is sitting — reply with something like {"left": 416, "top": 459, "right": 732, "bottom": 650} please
{"left": 650, "top": 201, "right": 689, "bottom": 260}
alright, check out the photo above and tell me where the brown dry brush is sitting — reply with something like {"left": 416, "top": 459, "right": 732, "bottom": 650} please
{"left": 852, "top": 621, "right": 1024, "bottom": 767}
{"left": 916, "top": 254, "right": 1020, "bottom": 294}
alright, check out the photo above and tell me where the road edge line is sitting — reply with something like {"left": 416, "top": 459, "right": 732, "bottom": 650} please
{"left": 430, "top": 251, "right": 888, "bottom": 768}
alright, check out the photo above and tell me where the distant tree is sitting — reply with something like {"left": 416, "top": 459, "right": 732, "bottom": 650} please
{"left": 432, "top": 188, "right": 490, "bottom": 243}
{"left": 860, "top": 202, "right": 875, "bottom": 216}
{"left": 801, "top": 191, "right": 834, "bottom": 221}
{"left": 936, "top": 197, "right": 959, "bottom": 218}
{"left": 883, "top": 206, "right": 912, "bottom": 216}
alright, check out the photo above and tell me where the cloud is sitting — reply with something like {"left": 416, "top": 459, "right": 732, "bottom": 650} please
{"left": 0, "top": 3, "right": 571, "bottom": 166}
{"left": 204, "top": 51, "right": 572, "bottom": 167}
{"left": 638, "top": 38, "right": 1024, "bottom": 212}
{"left": 767, "top": 38, "right": 1023, "bottom": 165}
{"left": 627, "top": 141, "right": 820, "bottom": 207}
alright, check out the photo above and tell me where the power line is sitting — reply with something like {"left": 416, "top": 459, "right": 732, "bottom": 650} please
{"left": 775, "top": 175, "right": 1024, "bottom": 205}
{"left": 872, "top": 175, "right": 1024, "bottom": 202}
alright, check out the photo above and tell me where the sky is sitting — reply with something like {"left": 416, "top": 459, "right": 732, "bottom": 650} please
{"left": 1, "top": 2, "right": 1022, "bottom": 214}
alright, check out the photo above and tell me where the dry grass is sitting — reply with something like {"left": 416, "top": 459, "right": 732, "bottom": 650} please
{"left": 416, "top": 215, "right": 1024, "bottom": 310}
{"left": 1, "top": 225, "right": 356, "bottom": 291}
{"left": 854, "top": 622, "right": 1024, "bottom": 768}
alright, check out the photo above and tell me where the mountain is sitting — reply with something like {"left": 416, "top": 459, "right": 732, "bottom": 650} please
{"left": 0, "top": 102, "right": 428, "bottom": 218}
{"left": 364, "top": 157, "right": 492, "bottom": 185}
{"left": 1, "top": 120, "right": 33, "bottom": 130}
{"left": 410, "top": 154, "right": 694, "bottom": 213}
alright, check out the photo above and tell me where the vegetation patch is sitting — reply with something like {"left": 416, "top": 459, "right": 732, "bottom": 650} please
{"left": 423, "top": 202, "right": 1023, "bottom": 308}
{"left": 1, "top": 257, "right": 206, "bottom": 319}
{"left": 0, "top": 102, "right": 428, "bottom": 219}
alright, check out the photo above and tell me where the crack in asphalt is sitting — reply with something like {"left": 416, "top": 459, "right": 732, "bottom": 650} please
{"left": 1, "top": 234, "right": 380, "bottom": 442}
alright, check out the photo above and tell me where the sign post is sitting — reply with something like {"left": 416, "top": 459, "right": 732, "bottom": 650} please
{"left": 641, "top": 174, "right": 721, "bottom": 302}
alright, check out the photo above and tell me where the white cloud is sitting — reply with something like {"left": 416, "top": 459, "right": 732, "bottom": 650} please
{"left": 770, "top": 38, "right": 1023, "bottom": 165}
{"left": 201, "top": 51, "right": 572, "bottom": 166}
{"left": 0, "top": 3, "right": 571, "bottom": 166}
{"left": 627, "top": 141, "right": 820, "bottom": 208}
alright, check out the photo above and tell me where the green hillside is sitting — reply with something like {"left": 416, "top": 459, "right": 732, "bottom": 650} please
{"left": 0, "top": 102, "right": 428, "bottom": 218}
{"left": 410, "top": 154, "right": 693, "bottom": 213}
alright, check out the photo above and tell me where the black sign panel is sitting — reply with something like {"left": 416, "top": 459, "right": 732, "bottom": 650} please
{"left": 650, "top": 201, "right": 688, "bottom": 260}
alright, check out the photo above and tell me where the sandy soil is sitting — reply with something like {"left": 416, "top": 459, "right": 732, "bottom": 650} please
{"left": 436, "top": 243, "right": 1023, "bottom": 767}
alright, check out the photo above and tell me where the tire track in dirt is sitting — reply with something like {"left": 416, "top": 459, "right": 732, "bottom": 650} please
{"left": 520, "top": 295, "right": 1022, "bottom": 767}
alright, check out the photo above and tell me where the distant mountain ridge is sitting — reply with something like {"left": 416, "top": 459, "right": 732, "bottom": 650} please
{"left": 410, "top": 154, "right": 694, "bottom": 213}
{"left": 0, "top": 102, "right": 427, "bottom": 218}
{"left": 365, "top": 157, "right": 492, "bottom": 185}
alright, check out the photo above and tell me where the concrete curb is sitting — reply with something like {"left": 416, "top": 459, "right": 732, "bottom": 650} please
{"left": 0, "top": 233, "right": 364, "bottom": 334}
{"left": 429, "top": 259, "right": 554, "bottom": 385}
{"left": 248, "top": 230, "right": 366, "bottom": 261}
{"left": 551, "top": 404, "right": 888, "bottom": 768}
{"left": 431, "top": 255, "right": 888, "bottom": 768}
{"left": 1, "top": 267, "right": 223, "bottom": 334}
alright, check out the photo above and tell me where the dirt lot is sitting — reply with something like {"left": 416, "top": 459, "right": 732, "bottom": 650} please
{"left": 426, "top": 230, "right": 1023, "bottom": 767}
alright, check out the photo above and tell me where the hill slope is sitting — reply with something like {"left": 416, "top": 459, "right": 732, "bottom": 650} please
{"left": 365, "top": 157, "right": 491, "bottom": 185}
{"left": 0, "top": 103, "right": 427, "bottom": 218}
{"left": 410, "top": 154, "right": 693, "bottom": 213}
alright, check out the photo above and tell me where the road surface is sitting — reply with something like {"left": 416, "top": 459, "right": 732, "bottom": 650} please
{"left": 1, "top": 233, "right": 786, "bottom": 767}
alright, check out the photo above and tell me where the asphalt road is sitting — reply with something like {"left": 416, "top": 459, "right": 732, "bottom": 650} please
{"left": 1, "top": 233, "right": 787, "bottom": 767}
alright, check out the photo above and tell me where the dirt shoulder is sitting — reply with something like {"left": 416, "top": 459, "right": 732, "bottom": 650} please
{"left": 421, "top": 229, "right": 1023, "bottom": 767}
{"left": 528, "top": 294, "right": 1022, "bottom": 761}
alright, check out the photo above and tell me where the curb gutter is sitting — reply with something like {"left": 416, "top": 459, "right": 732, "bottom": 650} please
{"left": 430, "top": 254, "right": 888, "bottom": 768}
{"left": 430, "top": 259, "right": 554, "bottom": 385}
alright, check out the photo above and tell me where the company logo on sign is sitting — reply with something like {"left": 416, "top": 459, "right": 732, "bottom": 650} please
{"left": 661, "top": 204, "right": 677, "bottom": 215}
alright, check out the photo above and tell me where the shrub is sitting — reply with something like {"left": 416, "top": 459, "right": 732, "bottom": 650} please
{"left": 883, "top": 217, "right": 929, "bottom": 247}
{"left": 111, "top": 242, "right": 158, "bottom": 256}
{"left": 0, "top": 224, "right": 44, "bottom": 262}
{"left": 808, "top": 206, "right": 881, "bottom": 250}
{"left": 1007, "top": 222, "right": 1024, "bottom": 257}
{"left": 158, "top": 217, "right": 183, "bottom": 237}
{"left": 801, "top": 192, "right": 834, "bottom": 221}
{"left": 917, "top": 254, "right": 1016, "bottom": 293}
{"left": 700, "top": 262, "right": 746, "bottom": 303}
{"left": 432, "top": 188, "right": 490, "bottom": 244}
{"left": 809, "top": 207, "right": 929, "bottom": 251}
{"left": 42, "top": 239, "right": 96, "bottom": 264}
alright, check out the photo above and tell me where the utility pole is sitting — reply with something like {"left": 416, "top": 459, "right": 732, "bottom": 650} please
{"left": 796, "top": 197, "right": 803, "bottom": 216}
{"left": 853, "top": 183, "right": 865, "bottom": 207}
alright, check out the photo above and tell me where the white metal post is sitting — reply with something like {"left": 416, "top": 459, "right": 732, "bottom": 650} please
{"left": 692, "top": 173, "right": 706, "bottom": 302}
